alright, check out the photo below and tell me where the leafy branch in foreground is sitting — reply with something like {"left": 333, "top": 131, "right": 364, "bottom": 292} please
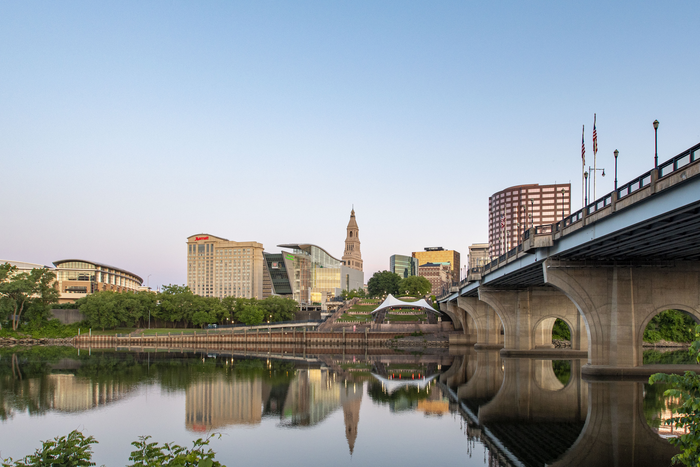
{"left": 129, "top": 434, "right": 224, "bottom": 467}
{"left": 649, "top": 324, "right": 700, "bottom": 466}
{"left": 0, "top": 431, "right": 225, "bottom": 467}
{"left": 1, "top": 430, "right": 97, "bottom": 467}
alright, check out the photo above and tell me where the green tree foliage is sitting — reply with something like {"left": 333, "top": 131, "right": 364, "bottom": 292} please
{"left": 1, "top": 430, "right": 97, "bottom": 467}
{"left": 259, "top": 296, "right": 297, "bottom": 322}
{"left": 237, "top": 304, "right": 265, "bottom": 326}
{"left": 397, "top": 276, "right": 432, "bottom": 297}
{"left": 0, "top": 430, "right": 225, "bottom": 467}
{"left": 0, "top": 264, "right": 59, "bottom": 331}
{"left": 128, "top": 434, "right": 224, "bottom": 467}
{"left": 157, "top": 285, "right": 198, "bottom": 328}
{"left": 650, "top": 325, "right": 700, "bottom": 466}
{"left": 644, "top": 309, "right": 696, "bottom": 343}
{"left": 340, "top": 288, "right": 366, "bottom": 300}
{"left": 77, "top": 290, "right": 156, "bottom": 331}
{"left": 367, "top": 271, "right": 401, "bottom": 297}
{"left": 552, "top": 319, "right": 571, "bottom": 340}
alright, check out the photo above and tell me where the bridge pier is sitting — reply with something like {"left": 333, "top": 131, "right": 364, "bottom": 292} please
{"left": 440, "top": 302, "right": 463, "bottom": 331}
{"left": 477, "top": 286, "right": 588, "bottom": 354}
{"left": 456, "top": 296, "right": 502, "bottom": 347}
{"left": 544, "top": 259, "right": 700, "bottom": 369}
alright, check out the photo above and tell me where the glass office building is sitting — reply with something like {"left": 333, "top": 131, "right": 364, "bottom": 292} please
{"left": 390, "top": 255, "right": 418, "bottom": 278}
{"left": 278, "top": 244, "right": 363, "bottom": 303}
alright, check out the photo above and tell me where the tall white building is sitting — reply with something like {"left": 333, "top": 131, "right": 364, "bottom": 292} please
{"left": 186, "top": 234, "right": 264, "bottom": 299}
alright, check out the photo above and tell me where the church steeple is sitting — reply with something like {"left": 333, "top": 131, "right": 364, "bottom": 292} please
{"left": 342, "top": 208, "right": 363, "bottom": 271}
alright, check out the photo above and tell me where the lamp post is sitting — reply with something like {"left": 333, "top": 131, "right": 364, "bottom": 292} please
{"left": 588, "top": 166, "right": 605, "bottom": 203}
{"left": 614, "top": 149, "right": 619, "bottom": 191}
{"left": 529, "top": 198, "right": 534, "bottom": 229}
{"left": 584, "top": 171, "right": 589, "bottom": 206}
{"left": 653, "top": 120, "right": 659, "bottom": 168}
{"left": 560, "top": 188, "right": 568, "bottom": 223}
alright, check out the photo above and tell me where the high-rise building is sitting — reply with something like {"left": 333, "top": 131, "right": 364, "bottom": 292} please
{"left": 488, "top": 183, "right": 571, "bottom": 257}
{"left": 412, "top": 247, "right": 460, "bottom": 284}
{"left": 342, "top": 208, "right": 363, "bottom": 271}
{"left": 186, "top": 234, "right": 264, "bottom": 299}
{"left": 389, "top": 254, "right": 418, "bottom": 278}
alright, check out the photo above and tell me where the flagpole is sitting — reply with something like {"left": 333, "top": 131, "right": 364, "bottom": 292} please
{"left": 581, "top": 125, "right": 586, "bottom": 209}
{"left": 593, "top": 114, "right": 597, "bottom": 200}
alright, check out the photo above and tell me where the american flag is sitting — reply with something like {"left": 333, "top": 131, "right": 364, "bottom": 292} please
{"left": 592, "top": 114, "right": 598, "bottom": 155}
{"left": 581, "top": 125, "right": 585, "bottom": 164}
{"left": 500, "top": 214, "right": 505, "bottom": 229}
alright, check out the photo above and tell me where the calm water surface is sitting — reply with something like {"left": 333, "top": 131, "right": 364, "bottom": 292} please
{"left": 0, "top": 346, "right": 688, "bottom": 466}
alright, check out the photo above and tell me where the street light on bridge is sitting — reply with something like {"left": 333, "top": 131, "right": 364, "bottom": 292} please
{"left": 561, "top": 188, "right": 567, "bottom": 222}
{"left": 614, "top": 149, "right": 619, "bottom": 191}
{"left": 653, "top": 120, "right": 659, "bottom": 168}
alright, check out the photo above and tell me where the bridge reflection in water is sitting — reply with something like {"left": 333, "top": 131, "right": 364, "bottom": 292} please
{"left": 441, "top": 348, "right": 679, "bottom": 467}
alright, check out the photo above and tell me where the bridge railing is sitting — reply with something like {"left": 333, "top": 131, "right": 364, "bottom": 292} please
{"left": 658, "top": 143, "right": 700, "bottom": 178}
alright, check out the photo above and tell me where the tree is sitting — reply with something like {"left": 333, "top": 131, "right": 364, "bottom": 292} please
{"left": 157, "top": 285, "right": 197, "bottom": 328}
{"left": 0, "top": 264, "right": 59, "bottom": 331}
{"left": 397, "top": 276, "right": 432, "bottom": 297}
{"left": 80, "top": 291, "right": 120, "bottom": 331}
{"left": 259, "top": 296, "right": 297, "bottom": 322}
{"left": 650, "top": 325, "right": 700, "bottom": 466}
{"left": 237, "top": 304, "right": 264, "bottom": 326}
{"left": 367, "top": 271, "right": 401, "bottom": 297}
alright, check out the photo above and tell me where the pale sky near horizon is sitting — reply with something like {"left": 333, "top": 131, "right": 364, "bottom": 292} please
{"left": 2, "top": 1, "right": 699, "bottom": 288}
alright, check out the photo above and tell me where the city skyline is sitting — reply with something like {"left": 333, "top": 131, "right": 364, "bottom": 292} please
{"left": 2, "top": 1, "right": 699, "bottom": 288}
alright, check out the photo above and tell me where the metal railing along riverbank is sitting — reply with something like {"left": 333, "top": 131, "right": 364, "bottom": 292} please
{"left": 73, "top": 329, "right": 410, "bottom": 348}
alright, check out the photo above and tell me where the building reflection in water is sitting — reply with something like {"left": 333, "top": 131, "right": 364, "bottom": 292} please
{"left": 183, "top": 366, "right": 363, "bottom": 453}
{"left": 48, "top": 374, "right": 134, "bottom": 412}
{"left": 0, "top": 373, "right": 135, "bottom": 418}
{"left": 185, "top": 376, "right": 262, "bottom": 431}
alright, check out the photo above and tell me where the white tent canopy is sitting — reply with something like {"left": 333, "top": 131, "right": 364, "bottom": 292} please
{"left": 370, "top": 294, "right": 440, "bottom": 314}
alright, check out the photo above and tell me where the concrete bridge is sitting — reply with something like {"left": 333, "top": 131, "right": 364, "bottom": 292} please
{"left": 440, "top": 141, "right": 700, "bottom": 374}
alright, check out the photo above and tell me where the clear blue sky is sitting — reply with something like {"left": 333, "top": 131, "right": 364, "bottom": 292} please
{"left": 2, "top": 1, "right": 699, "bottom": 288}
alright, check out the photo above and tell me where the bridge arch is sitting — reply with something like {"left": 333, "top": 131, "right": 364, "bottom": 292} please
{"left": 457, "top": 296, "right": 504, "bottom": 347}
{"left": 542, "top": 263, "right": 605, "bottom": 365}
{"left": 635, "top": 304, "right": 700, "bottom": 366}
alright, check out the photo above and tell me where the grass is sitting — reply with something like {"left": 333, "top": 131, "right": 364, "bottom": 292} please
{"left": 339, "top": 314, "right": 373, "bottom": 322}
{"left": 386, "top": 314, "right": 425, "bottom": 322}
{"left": 348, "top": 304, "right": 379, "bottom": 312}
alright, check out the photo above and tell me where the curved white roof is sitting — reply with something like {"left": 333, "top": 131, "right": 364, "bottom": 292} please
{"left": 370, "top": 294, "right": 440, "bottom": 314}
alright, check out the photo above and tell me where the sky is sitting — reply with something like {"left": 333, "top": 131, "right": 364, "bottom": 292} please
{"left": 1, "top": 1, "right": 699, "bottom": 288}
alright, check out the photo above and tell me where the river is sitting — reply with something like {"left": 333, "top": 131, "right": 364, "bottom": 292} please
{"left": 0, "top": 346, "right": 692, "bottom": 466}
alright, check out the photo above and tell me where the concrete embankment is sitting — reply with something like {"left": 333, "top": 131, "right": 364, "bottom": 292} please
{"left": 73, "top": 330, "right": 412, "bottom": 348}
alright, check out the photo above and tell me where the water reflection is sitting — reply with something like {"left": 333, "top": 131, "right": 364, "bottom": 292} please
{"left": 0, "top": 345, "right": 690, "bottom": 466}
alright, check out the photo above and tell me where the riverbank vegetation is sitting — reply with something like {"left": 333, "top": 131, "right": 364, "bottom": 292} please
{"left": 0, "top": 430, "right": 224, "bottom": 467}
{"left": 650, "top": 325, "right": 700, "bottom": 466}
